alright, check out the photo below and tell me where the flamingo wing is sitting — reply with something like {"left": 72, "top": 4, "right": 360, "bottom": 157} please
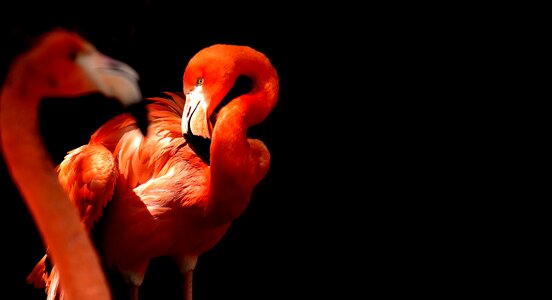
{"left": 56, "top": 92, "right": 186, "bottom": 230}
{"left": 111, "top": 92, "right": 187, "bottom": 188}
{"left": 57, "top": 144, "right": 118, "bottom": 231}
{"left": 26, "top": 144, "right": 117, "bottom": 296}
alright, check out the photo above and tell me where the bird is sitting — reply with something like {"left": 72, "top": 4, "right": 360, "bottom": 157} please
{"left": 0, "top": 28, "right": 146, "bottom": 300}
{"left": 29, "top": 43, "right": 279, "bottom": 300}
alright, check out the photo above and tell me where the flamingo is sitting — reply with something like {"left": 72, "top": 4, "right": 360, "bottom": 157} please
{"left": 28, "top": 43, "right": 279, "bottom": 299}
{"left": 0, "top": 28, "right": 146, "bottom": 299}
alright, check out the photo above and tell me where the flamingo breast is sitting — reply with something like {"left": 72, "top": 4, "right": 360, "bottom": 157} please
{"left": 96, "top": 98, "right": 231, "bottom": 270}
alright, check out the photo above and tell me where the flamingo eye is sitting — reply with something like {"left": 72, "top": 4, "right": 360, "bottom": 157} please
{"left": 66, "top": 44, "right": 80, "bottom": 61}
{"left": 68, "top": 50, "right": 78, "bottom": 61}
{"left": 196, "top": 78, "right": 204, "bottom": 86}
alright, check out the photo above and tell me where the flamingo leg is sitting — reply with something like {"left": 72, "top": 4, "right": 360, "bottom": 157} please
{"left": 175, "top": 255, "right": 197, "bottom": 300}
{"left": 183, "top": 269, "right": 193, "bottom": 300}
{"left": 129, "top": 284, "right": 139, "bottom": 300}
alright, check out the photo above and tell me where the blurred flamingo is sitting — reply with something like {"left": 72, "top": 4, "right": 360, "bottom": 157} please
{"left": 29, "top": 43, "right": 279, "bottom": 300}
{"left": 0, "top": 28, "right": 146, "bottom": 300}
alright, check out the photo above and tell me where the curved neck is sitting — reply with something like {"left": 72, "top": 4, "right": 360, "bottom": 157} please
{"left": 0, "top": 81, "right": 110, "bottom": 299}
{"left": 199, "top": 47, "right": 278, "bottom": 226}
{"left": 206, "top": 106, "right": 251, "bottom": 225}
{"left": 235, "top": 55, "right": 279, "bottom": 126}
{"left": 206, "top": 89, "right": 275, "bottom": 226}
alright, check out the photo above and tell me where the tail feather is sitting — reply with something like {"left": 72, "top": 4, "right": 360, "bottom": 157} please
{"left": 27, "top": 254, "right": 48, "bottom": 289}
{"left": 27, "top": 254, "right": 64, "bottom": 300}
{"left": 46, "top": 266, "right": 63, "bottom": 300}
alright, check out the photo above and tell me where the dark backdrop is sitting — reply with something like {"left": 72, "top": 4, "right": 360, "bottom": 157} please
{"left": 0, "top": 1, "right": 467, "bottom": 299}
{"left": 0, "top": 1, "right": 364, "bottom": 299}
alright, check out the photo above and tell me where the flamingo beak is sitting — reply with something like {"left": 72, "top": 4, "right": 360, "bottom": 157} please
{"left": 182, "top": 85, "right": 212, "bottom": 164}
{"left": 182, "top": 85, "right": 211, "bottom": 139}
{"left": 76, "top": 52, "right": 149, "bottom": 136}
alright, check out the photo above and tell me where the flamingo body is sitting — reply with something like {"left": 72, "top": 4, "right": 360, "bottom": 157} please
{"left": 94, "top": 93, "right": 229, "bottom": 274}
{"left": 0, "top": 28, "right": 144, "bottom": 300}
{"left": 57, "top": 143, "right": 118, "bottom": 231}
{"left": 35, "top": 44, "right": 279, "bottom": 299}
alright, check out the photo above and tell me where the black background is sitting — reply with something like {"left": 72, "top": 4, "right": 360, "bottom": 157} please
{"left": 0, "top": 1, "right": 368, "bottom": 299}
{"left": 0, "top": 1, "right": 471, "bottom": 299}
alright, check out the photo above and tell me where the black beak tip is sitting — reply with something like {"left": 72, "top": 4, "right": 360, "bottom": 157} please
{"left": 126, "top": 100, "right": 149, "bottom": 136}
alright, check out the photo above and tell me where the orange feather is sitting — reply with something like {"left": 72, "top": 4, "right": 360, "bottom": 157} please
{"left": 0, "top": 28, "right": 144, "bottom": 300}
{"left": 29, "top": 44, "right": 279, "bottom": 300}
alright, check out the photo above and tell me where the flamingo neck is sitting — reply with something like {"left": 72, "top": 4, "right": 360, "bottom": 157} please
{"left": 198, "top": 47, "right": 278, "bottom": 226}
{"left": 0, "top": 82, "right": 110, "bottom": 299}
{"left": 206, "top": 94, "right": 270, "bottom": 226}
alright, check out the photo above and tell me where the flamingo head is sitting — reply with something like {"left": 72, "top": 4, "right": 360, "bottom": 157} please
{"left": 12, "top": 28, "right": 148, "bottom": 135}
{"left": 181, "top": 44, "right": 258, "bottom": 163}
{"left": 19, "top": 29, "right": 140, "bottom": 105}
